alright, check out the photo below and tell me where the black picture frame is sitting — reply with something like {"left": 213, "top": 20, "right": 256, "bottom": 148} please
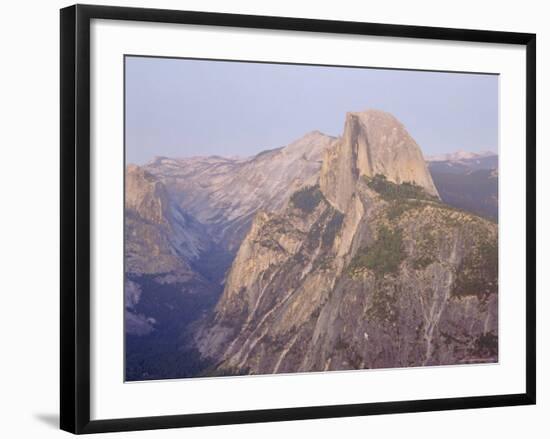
{"left": 60, "top": 4, "right": 536, "bottom": 434}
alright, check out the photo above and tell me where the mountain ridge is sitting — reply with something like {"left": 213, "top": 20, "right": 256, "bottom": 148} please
{"left": 144, "top": 130, "right": 337, "bottom": 251}
{"left": 426, "top": 150, "right": 496, "bottom": 162}
{"left": 192, "top": 110, "right": 497, "bottom": 375}
{"left": 427, "top": 151, "right": 498, "bottom": 220}
{"left": 125, "top": 109, "right": 499, "bottom": 380}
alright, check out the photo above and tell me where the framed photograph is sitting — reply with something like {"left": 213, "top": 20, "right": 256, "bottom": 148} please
{"left": 60, "top": 4, "right": 536, "bottom": 434}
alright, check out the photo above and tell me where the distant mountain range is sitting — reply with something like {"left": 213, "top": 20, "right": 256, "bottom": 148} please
{"left": 125, "top": 110, "right": 498, "bottom": 381}
{"left": 426, "top": 150, "right": 496, "bottom": 163}
{"left": 427, "top": 151, "right": 498, "bottom": 221}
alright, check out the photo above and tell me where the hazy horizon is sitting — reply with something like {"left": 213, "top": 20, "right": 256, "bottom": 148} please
{"left": 125, "top": 56, "right": 499, "bottom": 165}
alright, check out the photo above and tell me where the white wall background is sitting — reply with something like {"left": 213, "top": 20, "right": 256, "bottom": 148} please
{"left": 0, "top": 0, "right": 545, "bottom": 437}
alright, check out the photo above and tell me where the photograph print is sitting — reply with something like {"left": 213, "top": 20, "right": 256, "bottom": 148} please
{"left": 124, "top": 56, "right": 499, "bottom": 382}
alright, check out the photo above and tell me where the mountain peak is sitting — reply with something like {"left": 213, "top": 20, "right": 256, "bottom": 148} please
{"left": 346, "top": 108, "right": 399, "bottom": 121}
{"left": 320, "top": 109, "right": 438, "bottom": 212}
{"left": 300, "top": 129, "right": 331, "bottom": 139}
{"left": 280, "top": 130, "right": 335, "bottom": 161}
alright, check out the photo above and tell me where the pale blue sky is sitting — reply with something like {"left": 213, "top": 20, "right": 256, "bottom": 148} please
{"left": 125, "top": 56, "right": 498, "bottom": 165}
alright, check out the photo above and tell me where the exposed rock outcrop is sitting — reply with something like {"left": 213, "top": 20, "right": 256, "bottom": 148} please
{"left": 194, "top": 111, "right": 497, "bottom": 376}
{"left": 125, "top": 165, "right": 226, "bottom": 380}
{"left": 196, "top": 180, "right": 497, "bottom": 374}
{"left": 125, "top": 108, "right": 498, "bottom": 380}
{"left": 125, "top": 165, "right": 213, "bottom": 276}
{"left": 320, "top": 110, "right": 438, "bottom": 211}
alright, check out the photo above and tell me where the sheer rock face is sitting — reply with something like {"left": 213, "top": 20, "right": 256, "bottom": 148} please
{"left": 194, "top": 111, "right": 497, "bottom": 376}
{"left": 145, "top": 131, "right": 336, "bottom": 251}
{"left": 320, "top": 110, "right": 439, "bottom": 212}
{"left": 195, "top": 183, "right": 498, "bottom": 374}
{"left": 125, "top": 108, "right": 498, "bottom": 377}
{"left": 126, "top": 164, "right": 169, "bottom": 225}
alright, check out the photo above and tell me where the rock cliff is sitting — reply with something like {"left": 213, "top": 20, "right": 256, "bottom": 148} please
{"left": 125, "top": 109, "right": 498, "bottom": 380}
{"left": 196, "top": 179, "right": 497, "bottom": 374}
{"left": 125, "top": 165, "right": 212, "bottom": 276}
{"left": 194, "top": 111, "right": 497, "bottom": 375}
{"left": 320, "top": 110, "right": 438, "bottom": 211}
